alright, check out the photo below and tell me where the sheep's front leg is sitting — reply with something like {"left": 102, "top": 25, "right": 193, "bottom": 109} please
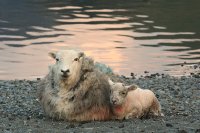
{"left": 112, "top": 115, "right": 125, "bottom": 120}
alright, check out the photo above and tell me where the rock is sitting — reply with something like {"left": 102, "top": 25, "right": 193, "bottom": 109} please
{"left": 66, "top": 124, "right": 75, "bottom": 129}
{"left": 195, "top": 129, "right": 200, "bottom": 133}
{"left": 166, "top": 123, "right": 173, "bottom": 127}
{"left": 130, "top": 73, "right": 134, "bottom": 76}
{"left": 178, "top": 129, "right": 187, "bottom": 133}
{"left": 118, "top": 124, "right": 125, "bottom": 128}
{"left": 144, "top": 71, "right": 149, "bottom": 73}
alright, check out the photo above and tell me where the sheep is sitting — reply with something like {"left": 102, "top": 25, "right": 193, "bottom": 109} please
{"left": 38, "top": 49, "right": 113, "bottom": 121}
{"left": 109, "top": 80, "right": 163, "bottom": 120}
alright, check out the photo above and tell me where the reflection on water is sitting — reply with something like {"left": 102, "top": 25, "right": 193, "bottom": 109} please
{"left": 0, "top": 0, "right": 200, "bottom": 79}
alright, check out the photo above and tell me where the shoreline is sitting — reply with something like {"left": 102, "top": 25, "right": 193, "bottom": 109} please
{"left": 0, "top": 62, "right": 199, "bottom": 81}
{"left": 0, "top": 71, "right": 200, "bottom": 132}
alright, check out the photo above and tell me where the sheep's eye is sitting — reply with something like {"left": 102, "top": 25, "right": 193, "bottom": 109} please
{"left": 121, "top": 91, "right": 126, "bottom": 95}
{"left": 56, "top": 58, "right": 59, "bottom": 62}
{"left": 74, "top": 58, "right": 79, "bottom": 61}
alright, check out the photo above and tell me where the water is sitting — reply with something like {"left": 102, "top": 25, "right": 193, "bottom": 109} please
{"left": 0, "top": 0, "right": 200, "bottom": 80}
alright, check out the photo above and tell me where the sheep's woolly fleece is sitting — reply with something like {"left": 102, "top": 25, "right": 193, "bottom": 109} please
{"left": 38, "top": 50, "right": 113, "bottom": 121}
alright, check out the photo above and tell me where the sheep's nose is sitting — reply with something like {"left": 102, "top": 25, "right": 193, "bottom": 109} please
{"left": 112, "top": 99, "right": 117, "bottom": 105}
{"left": 61, "top": 69, "right": 70, "bottom": 74}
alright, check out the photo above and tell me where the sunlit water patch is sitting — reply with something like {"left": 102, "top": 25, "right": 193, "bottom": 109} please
{"left": 0, "top": 0, "right": 200, "bottom": 79}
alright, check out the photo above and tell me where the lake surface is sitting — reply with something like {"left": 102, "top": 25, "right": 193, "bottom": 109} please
{"left": 0, "top": 0, "right": 200, "bottom": 80}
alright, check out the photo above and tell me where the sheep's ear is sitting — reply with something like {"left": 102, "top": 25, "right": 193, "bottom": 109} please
{"left": 108, "top": 79, "right": 114, "bottom": 85}
{"left": 48, "top": 65, "right": 52, "bottom": 70}
{"left": 82, "top": 57, "right": 94, "bottom": 71}
{"left": 48, "top": 52, "right": 56, "bottom": 59}
{"left": 78, "top": 52, "right": 85, "bottom": 58}
{"left": 126, "top": 84, "right": 138, "bottom": 92}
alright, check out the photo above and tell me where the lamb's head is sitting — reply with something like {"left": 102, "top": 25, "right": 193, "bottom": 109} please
{"left": 49, "top": 50, "right": 86, "bottom": 81}
{"left": 108, "top": 79, "right": 137, "bottom": 106}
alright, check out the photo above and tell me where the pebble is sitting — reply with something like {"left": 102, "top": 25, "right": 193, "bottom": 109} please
{"left": 178, "top": 129, "right": 187, "bottom": 133}
{"left": 195, "top": 129, "right": 200, "bottom": 133}
{"left": 66, "top": 124, "right": 75, "bottom": 129}
{"left": 166, "top": 123, "right": 173, "bottom": 127}
{"left": 118, "top": 124, "right": 125, "bottom": 128}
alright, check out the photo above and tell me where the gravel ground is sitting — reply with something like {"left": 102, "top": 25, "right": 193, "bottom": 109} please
{"left": 0, "top": 65, "right": 200, "bottom": 133}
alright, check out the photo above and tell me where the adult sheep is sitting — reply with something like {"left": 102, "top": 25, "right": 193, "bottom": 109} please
{"left": 38, "top": 50, "right": 112, "bottom": 121}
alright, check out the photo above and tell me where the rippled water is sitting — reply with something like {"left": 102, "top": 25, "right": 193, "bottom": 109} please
{"left": 0, "top": 0, "right": 200, "bottom": 79}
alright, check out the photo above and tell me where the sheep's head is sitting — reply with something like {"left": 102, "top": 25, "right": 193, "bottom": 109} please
{"left": 108, "top": 79, "right": 137, "bottom": 106}
{"left": 49, "top": 50, "right": 85, "bottom": 80}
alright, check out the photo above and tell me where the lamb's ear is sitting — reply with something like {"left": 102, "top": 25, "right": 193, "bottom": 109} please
{"left": 48, "top": 52, "right": 56, "bottom": 59}
{"left": 82, "top": 57, "right": 94, "bottom": 71}
{"left": 126, "top": 84, "right": 138, "bottom": 92}
{"left": 78, "top": 52, "right": 85, "bottom": 59}
{"left": 108, "top": 79, "right": 114, "bottom": 85}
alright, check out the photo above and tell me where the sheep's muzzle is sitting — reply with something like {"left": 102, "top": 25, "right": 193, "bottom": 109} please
{"left": 61, "top": 69, "right": 70, "bottom": 78}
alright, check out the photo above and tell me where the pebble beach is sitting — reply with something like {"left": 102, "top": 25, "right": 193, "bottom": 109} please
{"left": 0, "top": 64, "right": 200, "bottom": 133}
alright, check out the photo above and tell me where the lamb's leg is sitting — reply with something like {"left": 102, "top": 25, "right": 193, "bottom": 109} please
{"left": 150, "top": 97, "right": 164, "bottom": 117}
{"left": 125, "top": 106, "right": 143, "bottom": 119}
{"left": 125, "top": 112, "right": 134, "bottom": 119}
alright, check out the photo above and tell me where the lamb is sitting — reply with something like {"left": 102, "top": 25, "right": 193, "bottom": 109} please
{"left": 109, "top": 80, "right": 163, "bottom": 120}
{"left": 38, "top": 49, "right": 113, "bottom": 121}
